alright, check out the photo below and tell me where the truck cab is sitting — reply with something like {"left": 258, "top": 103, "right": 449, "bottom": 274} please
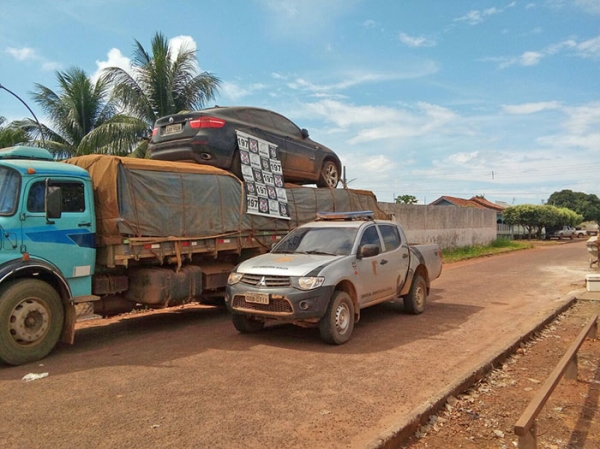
{"left": 0, "top": 146, "right": 96, "bottom": 365}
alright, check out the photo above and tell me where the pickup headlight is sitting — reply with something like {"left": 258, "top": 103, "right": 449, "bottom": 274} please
{"left": 295, "top": 276, "right": 325, "bottom": 290}
{"left": 227, "top": 272, "right": 244, "bottom": 285}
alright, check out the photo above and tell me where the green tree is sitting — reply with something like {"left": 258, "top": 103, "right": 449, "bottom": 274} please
{"left": 395, "top": 194, "right": 418, "bottom": 204}
{"left": 103, "top": 32, "right": 221, "bottom": 157}
{"left": 17, "top": 67, "right": 146, "bottom": 158}
{"left": 547, "top": 189, "right": 600, "bottom": 223}
{"left": 0, "top": 117, "right": 28, "bottom": 147}
{"left": 504, "top": 204, "right": 582, "bottom": 239}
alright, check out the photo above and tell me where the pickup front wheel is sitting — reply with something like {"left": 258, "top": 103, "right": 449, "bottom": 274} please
{"left": 404, "top": 275, "right": 427, "bottom": 315}
{"left": 0, "top": 279, "right": 64, "bottom": 366}
{"left": 319, "top": 291, "right": 354, "bottom": 345}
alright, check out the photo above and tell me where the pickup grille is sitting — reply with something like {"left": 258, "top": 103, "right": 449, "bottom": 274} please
{"left": 240, "top": 274, "right": 291, "bottom": 287}
{"left": 232, "top": 296, "right": 293, "bottom": 314}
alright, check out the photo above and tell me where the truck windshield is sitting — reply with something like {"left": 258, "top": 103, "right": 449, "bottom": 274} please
{"left": 0, "top": 167, "right": 20, "bottom": 215}
{"left": 273, "top": 227, "right": 358, "bottom": 256}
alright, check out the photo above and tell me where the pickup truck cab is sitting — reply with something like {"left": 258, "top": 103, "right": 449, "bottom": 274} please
{"left": 225, "top": 211, "right": 442, "bottom": 344}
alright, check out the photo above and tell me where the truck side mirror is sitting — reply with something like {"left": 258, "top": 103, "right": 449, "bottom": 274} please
{"left": 46, "top": 185, "right": 62, "bottom": 221}
{"left": 357, "top": 244, "right": 379, "bottom": 259}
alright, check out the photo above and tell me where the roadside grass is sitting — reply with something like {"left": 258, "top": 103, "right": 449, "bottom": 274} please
{"left": 442, "top": 238, "right": 534, "bottom": 263}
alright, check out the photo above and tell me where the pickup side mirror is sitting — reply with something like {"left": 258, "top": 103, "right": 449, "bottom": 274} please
{"left": 46, "top": 185, "right": 62, "bottom": 221}
{"left": 357, "top": 244, "right": 379, "bottom": 259}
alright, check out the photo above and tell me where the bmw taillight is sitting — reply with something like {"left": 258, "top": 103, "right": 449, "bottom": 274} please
{"left": 189, "top": 116, "right": 226, "bottom": 129}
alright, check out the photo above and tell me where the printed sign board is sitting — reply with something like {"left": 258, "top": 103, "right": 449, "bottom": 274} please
{"left": 236, "top": 130, "right": 290, "bottom": 220}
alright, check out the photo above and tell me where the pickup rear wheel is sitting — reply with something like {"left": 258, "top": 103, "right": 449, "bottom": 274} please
{"left": 0, "top": 279, "right": 64, "bottom": 366}
{"left": 404, "top": 275, "right": 427, "bottom": 315}
{"left": 319, "top": 291, "right": 354, "bottom": 345}
{"left": 232, "top": 314, "right": 265, "bottom": 333}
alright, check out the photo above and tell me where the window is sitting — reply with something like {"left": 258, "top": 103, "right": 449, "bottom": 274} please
{"left": 27, "top": 180, "right": 85, "bottom": 213}
{"left": 270, "top": 113, "right": 302, "bottom": 137}
{"left": 246, "top": 109, "right": 276, "bottom": 130}
{"left": 0, "top": 167, "right": 21, "bottom": 215}
{"left": 379, "top": 225, "right": 401, "bottom": 252}
{"left": 359, "top": 225, "right": 381, "bottom": 251}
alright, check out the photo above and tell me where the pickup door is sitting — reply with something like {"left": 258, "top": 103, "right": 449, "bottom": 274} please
{"left": 355, "top": 223, "right": 410, "bottom": 306}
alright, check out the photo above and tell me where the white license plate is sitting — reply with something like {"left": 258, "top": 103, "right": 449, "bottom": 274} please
{"left": 245, "top": 293, "right": 269, "bottom": 305}
{"left": 164, "top": 123, "right": 182, "bottom": 135}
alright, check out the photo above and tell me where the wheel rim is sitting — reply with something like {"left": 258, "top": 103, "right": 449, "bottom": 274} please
{"left": 414, "top": 283, "right": 425, "bottom": 309}
{"left": 8, "top": 298, "right": 50, "bottom": 345}
{"left": 335, "top": 302, "right": 351, "bottom": 334}
{"left": 324, "top": 163, "right": 339, "bottom": 187}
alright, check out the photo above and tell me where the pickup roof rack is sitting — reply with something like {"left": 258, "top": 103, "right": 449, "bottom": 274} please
{"left": 316, "top": 211, "right": 374, "bottom": 221}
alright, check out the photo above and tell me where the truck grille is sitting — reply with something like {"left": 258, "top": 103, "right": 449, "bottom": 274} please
{"left": 232, "top": 296, "right": 293, "bottom": 314}
{"left": 240, "top": 274, "right": 291, "bottom": 287}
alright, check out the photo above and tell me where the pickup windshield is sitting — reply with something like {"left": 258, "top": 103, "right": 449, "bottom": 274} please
{"left": 0, "top": 167, "right": 20, "bottom": 215}
{"left": 273, "top": 227, "right": 358, "bottom": 256}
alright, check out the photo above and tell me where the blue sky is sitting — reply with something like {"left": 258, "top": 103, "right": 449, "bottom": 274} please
{"left": 1, "top": 0, "right": 599, "bottom": 205}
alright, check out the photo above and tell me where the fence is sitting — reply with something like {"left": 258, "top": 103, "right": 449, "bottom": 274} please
{"left": 513, "top": 315, "right": 598, "bottom": 448}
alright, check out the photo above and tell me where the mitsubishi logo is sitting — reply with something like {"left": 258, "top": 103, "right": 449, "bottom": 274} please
{"left": 258, "top": 276, "right": 267, "bottom": 287}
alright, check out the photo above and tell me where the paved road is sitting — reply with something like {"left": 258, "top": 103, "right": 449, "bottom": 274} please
{"left": 0, "top": 241, "right": 592, "bottom": 448}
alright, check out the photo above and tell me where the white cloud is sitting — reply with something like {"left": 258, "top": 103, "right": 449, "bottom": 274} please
{"left": 6, "top": 47, "right": 37, "bottom": 61}
{"left": 454, "top": 2, "right": 515, "bottom": 25}
{"left": 399, "top": 32, "right": 436, "bottom": 48}
{"left": 575, "top": 0, "right": 600, "bottom": 14}
{"left": 502, "top": 102, "right": 561, "bottom": 114}
{"left": 91, "top": 48, "right": 131, "bottom": 84}
{"left": 576, "top": 35, "right": 600, "bottom": 59}
{"left": 448, "top": 152, "right": 479, "bottom": 164}
{"left": 5, "top": 46, "right": 59, "bottom": 71}
{"left": 220, "top": 81, "right": 266, "bottom": 101}
{"left": 363, "top": 19, "right": 376, "bottom": 29}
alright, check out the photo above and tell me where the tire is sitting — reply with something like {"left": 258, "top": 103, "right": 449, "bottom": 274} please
{"left": 232, "top": 314, "right": 265, "bottom": 333}
{"left": 0, "top": 279, "right": 64, "bottom": 366}
{"left": 319, "top": 291, "right": 354, "bottom": 345}
{"left": 317, "top": 160, "right": 340, "bottom": 188}
{"left": 404, "top": 275, "right": 427, "bottom": 315}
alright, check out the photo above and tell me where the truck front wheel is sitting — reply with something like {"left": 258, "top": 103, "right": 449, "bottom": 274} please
{"left": 404, "top": 275, "right": 427, "bottom": 315}
{"left": 0, "top": 279, "right": 64, "bottom": 366}
{"left": 232, "top": 314, "right": 265, "bottom": 333}
{"left": 319, "top": 291, "right": 354, "bottom": 345}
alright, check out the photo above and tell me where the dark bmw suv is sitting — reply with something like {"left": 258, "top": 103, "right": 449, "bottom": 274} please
{"left": 148, "top": 106, "right": 342, "bottom": 188}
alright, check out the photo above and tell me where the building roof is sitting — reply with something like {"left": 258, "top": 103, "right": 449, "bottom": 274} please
{"left": 429, "top": 195, "right": 506, "bottom": 212}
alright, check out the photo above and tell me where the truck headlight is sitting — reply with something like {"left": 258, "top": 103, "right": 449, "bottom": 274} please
{"left": 296, "top": 276, "right": 325, "bottom": 290}
{"left": 227, "top": 272, "right": 244, "bottom": 285}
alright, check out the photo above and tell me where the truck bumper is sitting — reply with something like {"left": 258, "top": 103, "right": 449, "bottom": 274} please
{"left": 225, "top": 284, "right": 336, "bottom": 321}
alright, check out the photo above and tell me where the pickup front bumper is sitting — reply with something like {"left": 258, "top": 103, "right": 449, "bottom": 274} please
{"left": 225, "top": 284, "right": 336, "bottom": 322}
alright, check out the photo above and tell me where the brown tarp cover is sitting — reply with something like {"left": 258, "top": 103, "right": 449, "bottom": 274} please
{"left": 65, "top": 155, "right": 389, "bottom": 246}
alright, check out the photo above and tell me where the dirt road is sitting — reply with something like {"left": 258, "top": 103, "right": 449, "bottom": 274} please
{"left": 0, "top": 241, "right": 592, "bottom": 448}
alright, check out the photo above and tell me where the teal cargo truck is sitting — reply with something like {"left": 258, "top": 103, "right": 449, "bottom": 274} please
{"left": 0, "top": 146, "right": 387, "bottom": 365}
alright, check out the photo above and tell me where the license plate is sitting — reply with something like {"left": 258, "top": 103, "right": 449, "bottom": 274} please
{"left": 164, "top": 123, "right": 182, "bottom": 135}
{"left": 245, "top": 293, "right": 269, "bottom": 305}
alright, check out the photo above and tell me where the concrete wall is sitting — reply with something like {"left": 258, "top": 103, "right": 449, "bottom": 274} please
{"left": 377, "top": 202, "right": 497, "bottom": 249}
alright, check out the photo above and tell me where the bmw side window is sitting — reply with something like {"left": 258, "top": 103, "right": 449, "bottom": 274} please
{"left": 249, "top": 110, "right": 276, "bottom": 130}
{"left": 271, "top": 114, "right": 301, "bottom": 137}
{"left": 359, "top": 226, "right": 382, "bottom": 252}
{"left": 379, "top": 225, "right": 401, "bottom": 252}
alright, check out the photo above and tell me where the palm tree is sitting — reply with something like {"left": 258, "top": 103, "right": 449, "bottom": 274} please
{"left": 18, "top": 67, "right": 146, "bottom": 158}
{"left": 103, "top": 32, "right": 221, "bottom": 156}
{"left": 0, "top": 117, "right": 28, "bottom": 148}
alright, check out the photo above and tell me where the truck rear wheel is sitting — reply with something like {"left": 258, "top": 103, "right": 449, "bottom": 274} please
{"left": 404, "top": 275, "right": 427, "bottom": 315}
{"left": 0, "top": 279, "right": 64, "bottom": 366}
{"left": 319, "top": 291, "right": 354, "bottom": 345}
{"left": 232, "top": 314, "right": 265, "bottom": 333}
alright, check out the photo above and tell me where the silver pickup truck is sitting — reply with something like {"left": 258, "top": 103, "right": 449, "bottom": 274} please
{"left": 225, "top": 211, "right": 442, "bottom": 344}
